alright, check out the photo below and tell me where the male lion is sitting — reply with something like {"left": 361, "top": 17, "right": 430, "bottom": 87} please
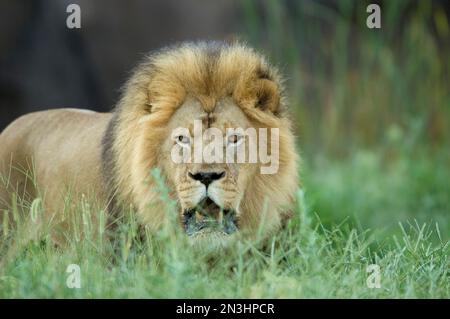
{"left": 0, "top": 41, "right": 299, "bottom": 248}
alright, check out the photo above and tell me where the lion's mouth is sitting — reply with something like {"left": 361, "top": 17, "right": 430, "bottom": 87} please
{"left": 183, "top": 197, "right": 238, "bottom": 236}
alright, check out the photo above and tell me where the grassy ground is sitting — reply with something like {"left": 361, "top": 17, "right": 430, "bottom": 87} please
{"left": 0, "top": 155, "right": 448, "bottom": 298}
{"left": 0, "top": 1, "right": 449, "bottom": 298}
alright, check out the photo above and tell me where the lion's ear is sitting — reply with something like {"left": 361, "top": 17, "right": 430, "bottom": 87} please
{"left": 254, "top": 78, "right": 282, "bottom": 116}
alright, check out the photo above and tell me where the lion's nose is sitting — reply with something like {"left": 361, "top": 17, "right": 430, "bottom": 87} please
{"left": 188, "top": 171, "right": 225, "bottom": 188}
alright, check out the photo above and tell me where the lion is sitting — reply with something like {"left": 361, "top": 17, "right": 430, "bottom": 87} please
{"left": 0, "top": 41, "right": 299, "bottom": 248}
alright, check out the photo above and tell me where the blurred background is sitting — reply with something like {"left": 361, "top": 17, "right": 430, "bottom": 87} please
{"left": 0, "top": 0, "right": 449, "bottom": 238}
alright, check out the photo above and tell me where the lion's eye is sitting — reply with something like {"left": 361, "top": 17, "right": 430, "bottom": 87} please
{"left": 176, "top": 135, "right": 191, "bottom": 146}
{"left": 227, "top": 134, "right": 243, "bottom": 146}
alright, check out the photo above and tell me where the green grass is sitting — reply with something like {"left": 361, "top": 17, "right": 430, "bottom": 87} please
{"left": 305, "top": 149, "right": 450, "bottom": 238}
{"left": 0, "top": 156, "right": 448, "bottom": 298}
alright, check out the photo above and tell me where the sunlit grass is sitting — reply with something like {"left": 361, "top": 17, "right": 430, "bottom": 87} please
{"left": 0, "top": 160, "right": 448, "bottom": 298}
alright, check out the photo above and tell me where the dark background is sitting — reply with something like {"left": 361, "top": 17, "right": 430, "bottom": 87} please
{"left": 1, "top": 0, "right": 448, "bottom": 133}
{"left": 0, "top": 0, "right": 241, "bottom": 130}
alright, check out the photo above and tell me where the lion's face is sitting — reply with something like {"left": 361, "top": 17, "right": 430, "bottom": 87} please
{"left": 160, "top": 98, "right": 258, "bottom": 242}
{"left": 112, "top": 42, "right": 299, "bottom": 250}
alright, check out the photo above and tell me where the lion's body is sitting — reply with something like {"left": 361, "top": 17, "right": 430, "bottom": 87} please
{"left": 0, "top": 41, "right": 300, "bottom": 246}
{"left": 0, "top": 110, "right": 111, "bottom": 228}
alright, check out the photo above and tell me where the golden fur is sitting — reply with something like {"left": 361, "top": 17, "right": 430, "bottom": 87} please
{"left": 0, "top": 41, "right": 299, "bottom": 245}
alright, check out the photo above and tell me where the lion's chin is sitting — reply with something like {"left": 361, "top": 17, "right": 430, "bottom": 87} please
{"left": 182, "top": 197, "right": 239, "bottom": 238}
{"left": 187, "top": 229, "right": 238, "bottom": 253}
